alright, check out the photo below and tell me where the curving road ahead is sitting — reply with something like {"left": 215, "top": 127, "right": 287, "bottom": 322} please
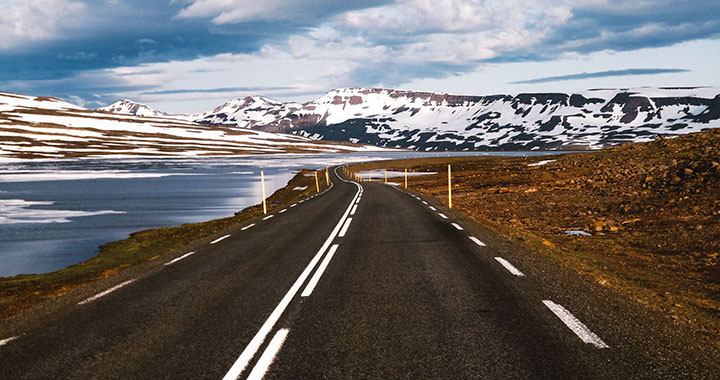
{"left": 0, "top": 166, "right": 716, "bottom": 379}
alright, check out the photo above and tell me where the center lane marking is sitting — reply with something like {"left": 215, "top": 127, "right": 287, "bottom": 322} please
{"left": 301, "top": 244, "right": 339, "bottom": 297}
{"left": 338, "top": 218, "right": 353, "bottom": 237}
{"left": 246, "top": 329, "right": 290, "bottom": 380}
{"left": 222, "top": 168, "right": 361, "bottom": 380}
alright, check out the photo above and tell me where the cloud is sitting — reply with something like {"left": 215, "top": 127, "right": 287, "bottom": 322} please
{"left": 176, "top": 0, "right": 390, "bottom": 24}
{"left": 0, "top": 0, "right": 86, "bottom": 49}
{"left": 510, "top": 68, "right": 691, "bottom": 84}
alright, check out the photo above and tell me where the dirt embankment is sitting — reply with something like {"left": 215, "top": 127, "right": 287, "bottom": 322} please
{"left": 349, "top": 129, "right": 720, "bottom": 339}
{"left": 0, "top": 169, "right": 331, "bottom": 319}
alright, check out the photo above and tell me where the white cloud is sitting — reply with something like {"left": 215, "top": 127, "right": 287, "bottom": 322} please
{"left": 0, "top": 0, "right": 86, "bottom": 49}
{"left": 176, "top": 0, "right": 303, "bottom": 24}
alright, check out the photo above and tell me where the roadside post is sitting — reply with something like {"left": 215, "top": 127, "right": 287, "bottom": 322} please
{"left": 315, "top": 171, "right": 320, "bottom": 192}
{"left": 325, "top": 167, "right": 330, "bottom": 186}
{"left": 448, "top": 164, "right": 452, "bottom": 208}
{"left": 405, "top": 168, "right": 408, "bottom": 189}
{"left": 261, "top": 170, "right": 267, "bottom": 215}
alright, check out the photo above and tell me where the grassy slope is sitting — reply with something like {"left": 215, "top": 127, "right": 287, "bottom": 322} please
{"left": 348, "top": 129, "right": 720, "bottom": 339}
{"left": 0, "top": 169, "right": 330, "bottom": 319}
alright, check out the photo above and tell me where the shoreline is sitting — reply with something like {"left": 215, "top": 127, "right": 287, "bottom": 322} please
{"left": 0, "top": 168, "right": 331, "bottom": 320}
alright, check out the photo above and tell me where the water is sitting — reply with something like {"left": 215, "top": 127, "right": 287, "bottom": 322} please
{"left": 0, "top": 151, "right": 565, "bottom": 277}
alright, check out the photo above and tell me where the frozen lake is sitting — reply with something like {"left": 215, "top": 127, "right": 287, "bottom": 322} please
{"left": 0, "top": 151, "right": 561, "bottom": 277}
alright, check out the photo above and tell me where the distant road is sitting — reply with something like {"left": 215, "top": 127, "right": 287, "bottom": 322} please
{"left": 1, "top": 167, "right": 715, "bottom": 379}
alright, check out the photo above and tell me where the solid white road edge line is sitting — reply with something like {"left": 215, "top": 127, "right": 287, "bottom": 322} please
{"left": 241, "top": 223, "right": 256, "bottom": 231}
{"left": 338, "top": 218, "right": 353, "bottom": 237}
{"left": 222, "top": 169, "right": 360, "bottom": 380}
{"left": 210, "top": 234, "right": 231, "bottom": 244}
{"left": 246, "top": 328, "right": 290, "bottom": 380}
{"left": 0, "top": 336, "right": 19, "bottom": 346}
{"left": 438, "top": 213, "right": 448, "bottom": 219}
{"left": 78, "top": 279, "right": 135, "bottom": 305}
{"left": 469, "top": 236, "right": 486, "bottom": 247}
{"left": 262, "top": 215, "right": 274, "bottom": 220}
{"left": 451, "top": 223, "right": 463, "bottom": 230}
{"left": 165, "top": 251, "right": 196, "bottom": 266}
{"left": 301, "top": 244, "right": 340, "bottom": 297}
{"left": 494, "top": 257, "right": 525, "bottom": 276}
{"left": 542, "top": 300, "right": 609, "bottom": 349}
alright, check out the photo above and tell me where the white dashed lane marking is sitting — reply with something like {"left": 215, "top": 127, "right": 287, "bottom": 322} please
{"left": 494, "top": 257, "right": 525, "bottom": 276}
{"left": 262, "top": 215, "right": 274, "bottom": 221}
{"left": 165, "top": 251, "right": 195, "bottom": 266}
{"left": 210, "top": 235, "right": 231, "bottom": 244}
{"left": 78, "top": 279, "right": 135, "bottom": 305}
{"left": 543, "top": 300, "right": 608, "bottom": 349}
{"left": 451, "top": 223, "right": 463, "bottom": 230}
{"left": 438, "top": 213, "right": 448, "bottom": 219}
{"left": 241, "top": 223, "right": 255, "bottom": 231}
{"left": 469, "top": 236, "right": 487, "bottom": 247}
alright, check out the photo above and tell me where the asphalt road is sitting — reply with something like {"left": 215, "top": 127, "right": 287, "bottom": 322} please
{"left": 1, "top": 166, "right": 717, "bottom": 379}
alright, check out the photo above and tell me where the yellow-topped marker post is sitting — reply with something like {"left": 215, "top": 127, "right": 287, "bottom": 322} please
{"left": 404, "top": 168, "right": 408, "bottom": 189}
{"left": 314, "top": 171, "right": 320, "bottom": 193}
{"left": 261, "top": 170, "right": 267, "bottom": 215}
{"left": 448, "top": 164, "right": 452, "bottom": 208}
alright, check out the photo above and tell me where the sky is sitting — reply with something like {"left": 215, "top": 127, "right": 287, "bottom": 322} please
{"left": 1, "top": 0, "right": 719, "bottom": 113}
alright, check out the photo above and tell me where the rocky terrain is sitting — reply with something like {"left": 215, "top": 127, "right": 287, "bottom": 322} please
{"left": 103, "top": 87, "right": 720, "bottom": 151}
{"left": 348, "top": 129, "right": 720, "bottom": 339}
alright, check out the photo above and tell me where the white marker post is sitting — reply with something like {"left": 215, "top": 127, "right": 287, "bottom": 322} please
{"left": 404, "top": 168, "right": 408, "bottom": 189}
{"left": 315, "top": 171, "right": 320, "bottom": 193}
{"left": 448, "top": 164, "right": 452, "bottom": 209}
{"left": 261, "top": 170, "right": 267, "bottom": 215}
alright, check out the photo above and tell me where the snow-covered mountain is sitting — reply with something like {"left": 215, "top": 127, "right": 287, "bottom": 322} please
{"left": 99, "top": 99, "right": 168, "bottom": 118}
{"left": 105, "top": 87, "right": 720, "bottom": 151}
{"left": 0, "top": 92, "right": 381, "bottom": 159}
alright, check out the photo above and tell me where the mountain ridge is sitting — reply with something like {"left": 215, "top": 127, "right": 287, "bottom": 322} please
{"left": 99, "top": 86, "right": 720, "bottom": 151}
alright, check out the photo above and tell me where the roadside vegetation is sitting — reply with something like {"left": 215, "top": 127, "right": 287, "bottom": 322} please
{"left": 0, "top": 169, "right": 331, "bottom": 319}
{"left": 348, "top": 129, "right": 720, "bottom": 340}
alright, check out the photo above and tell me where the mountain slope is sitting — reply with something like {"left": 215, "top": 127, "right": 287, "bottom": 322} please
{"left": 0, "top": 92, "right": 381, "bottom": 159}
{"left": 131, "top": 87, "right": 719, "bottom": 151}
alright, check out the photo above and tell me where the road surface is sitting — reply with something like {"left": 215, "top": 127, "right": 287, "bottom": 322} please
{"left": 1, "top": 166, "right": 716, "bottom": 379}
